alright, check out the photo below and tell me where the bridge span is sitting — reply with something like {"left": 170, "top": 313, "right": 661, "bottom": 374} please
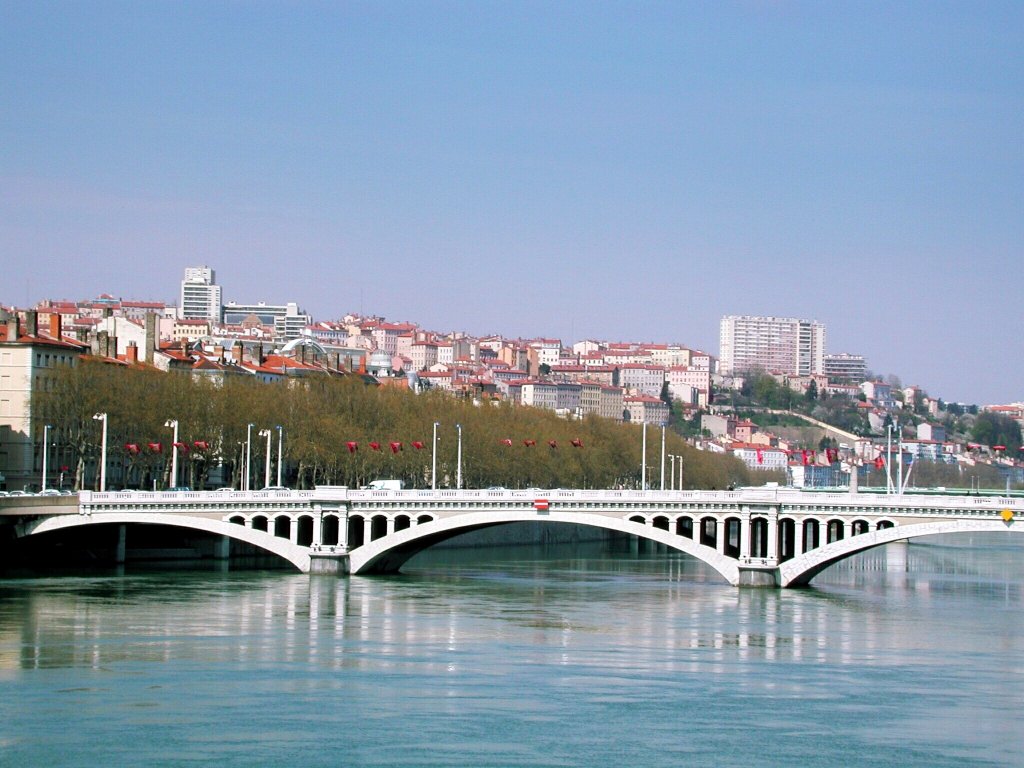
{"left": 1, "top": 487, "right": 1020, "bottom": 587}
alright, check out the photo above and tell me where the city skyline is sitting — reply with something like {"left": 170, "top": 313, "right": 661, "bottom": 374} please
{"left": 2, "top": 2, "right": 1021, "bottom": 404}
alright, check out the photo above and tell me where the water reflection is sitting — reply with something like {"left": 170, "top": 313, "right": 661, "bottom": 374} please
{"left": 0, "top": 534, "right": 1021, "bottom": 768}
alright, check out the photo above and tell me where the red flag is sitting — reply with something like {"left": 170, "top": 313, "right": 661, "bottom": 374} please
{"left": 571, "top": 438, "right": 583, "bottom": 448}
{"left": 523, "top": 440, "right": 536, "bottom": 447}
{"left": 346, "top": 441, "right": 358, "bottom": 453}
{"left": 756, "top": 448, "right": 764, "bottom": 464}
{"left": 369, "top": 442, "right": 381, "bottom": 451}
{"left": 125, "top": 443, "right": 140, "bottom": 455}
{"left": 193, "top": 440, "right": 209, "bottom": 450}
{"left": 173, "top": 441, "right": 190, "bottom": 454}
{"left": 501, "top": 438, "right": 513, "bottom": 447}
{"left": 801, "top": 450, "right": 809, "bottom": 466}
{"left": 874, "top": 456, "right": 884, "bottom": 469}
{"left": 411, "top": 441, "right": 425, "bottom": 450}
{"left": 147, "top": 442, "right": 162, "bottom": 453}
{"left": 389, "top": 441, "right": 402, "bottom": 454}
{"left": 548, "top": 440, "right": 558, "bottom": 449}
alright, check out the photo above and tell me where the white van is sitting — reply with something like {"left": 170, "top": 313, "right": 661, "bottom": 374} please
{"left": 366, "top": 479, "right": 404, "bottom": 491}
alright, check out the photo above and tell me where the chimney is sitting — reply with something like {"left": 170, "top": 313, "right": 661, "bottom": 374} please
{"left": 230, "top": 342, "right": 242, "bottom": 363}
{"left": 48, "top": 313, "right": 62, "bottom": 339}
{"left": 144, "top": 313, "right": 157, "bottom": 364}
{"left": 5, "top": 315, "right": 18, "bottom": 341}
{"left": 126, "top": 342, "right": 138, "bottom": 364}
{"left": 25, "top": 310, "right": 38, "bottom": 338}
{"left": 213, "top": 344, "right": 224, "bottom": 361}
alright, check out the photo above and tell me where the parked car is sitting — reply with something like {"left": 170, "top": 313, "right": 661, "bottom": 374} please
{"left": 38, "top": 489, "right": 62, "bottom": 496}
{"left": 167, "top": 486, "right": 192, "bottom": 492}
{"left": 261, "top": 486, "right": 290, "bottom": 491}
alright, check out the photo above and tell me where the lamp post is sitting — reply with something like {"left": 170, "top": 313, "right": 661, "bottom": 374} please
{"left": 641, "top": 422, "right": 648, "bottom": 490}
{"left": 431, "top": 421, "right": 440, "bottom": 491}
{"left": 41, "top": 424, "right": 52, "bottom": 491}
{"left": 659, "top": 424, "right": 666, "bottom": 491}
{"left": 275, "top": 425, "right": 284, "bottom": 487}
{"left": 164, "top": 419, "right": 179, "bottom": 489}
{"left": 672, "top": 454, "right": 683, "bottom": 490}
{"left": 669, "top": 454, "right": 676, "bottom": 491}
{"left": 245, "top": 423, "right": 255, "bottom": 491}
{"left": 259, "top": 428, "right": 272, "bottom": 489}
{"left": 456, "top": 423, "right": 463, "bottom": 490}
{"left": 92, "top": 413, "right": 108, "bottom": 492}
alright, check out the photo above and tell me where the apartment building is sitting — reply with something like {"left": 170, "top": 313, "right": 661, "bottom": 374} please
{"left": 179, "top": 266, "right": 222, "bottom": 322}
{"left": 719, "top": 315, "right": 825, "bottom": 376}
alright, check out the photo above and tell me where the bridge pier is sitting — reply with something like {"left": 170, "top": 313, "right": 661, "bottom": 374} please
{"left": 738, "top": 564, "right": 780, "bottom": 588}
{"left": 309, "top": 551, "right": 349, "bottom": 576}
{"left": 115, "top": 524, "right": 126, "bottom": 564}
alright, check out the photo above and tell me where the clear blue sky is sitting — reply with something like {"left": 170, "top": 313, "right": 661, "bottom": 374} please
{"left": 2, "top": 1, "right": 1021, "bottom": 405}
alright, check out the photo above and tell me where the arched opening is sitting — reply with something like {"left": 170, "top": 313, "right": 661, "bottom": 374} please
{"left": 699, "top": 516, "right": 718, "bottom": 548}
{"left": 370, "top": 515, "right": 387, "bottom": 541}
{"left": 629, "top": 515, "right": 645, "bottom": 525}
{"left": 348, "top": 515, "right": 365, "bottom": 548}
{"left": 296, "top": 516, "right": 314, "bottom": 546}
{"left": 802, "top": 519, "right": 820, "bottom": 552}
{"left": 273, "top": 516, "right": 291, "bottom": 539}
{"left": 417, "top": 515, "right": 433, "bottom": 525}
{"left": 778, "top": 518, "right": 796, "bottom": 562}
{"left": 229, "top": 515, "right": 245, "bottom": 526}
{"left": 252, "top": 515, "right": 268, "bottom": 532}
{"left": 653, "top": 515, "right": 670, "bottom": 532}
{"left": 877, "top": 520, "right": 895, "bottom": 530}
{"left": 394, "top": 515, "right": 411, "bottom": 532}
{"left": 724, "top": 517, "right": 741, "bottom": 558}
{"left": 676, "top": 516, "right": 693, "bottom": 539}
{"left": 826, "top": 519, "right": 845, "bottom": 544}
{"left": 851, "top": 519, "right": 870, "bottom": 536}
{"left": 749, "top": 518, "right": 770, "bottom": 559}
{"left": 321, "top": 515, "right": 339, "bottom": 546}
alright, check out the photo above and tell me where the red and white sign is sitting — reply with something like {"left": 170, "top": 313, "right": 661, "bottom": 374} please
{"left": 534, "top": 499, "right": 550, "bottom": 511}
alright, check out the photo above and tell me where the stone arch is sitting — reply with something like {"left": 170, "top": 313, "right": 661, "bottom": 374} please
{"left": 17, "top": 512, "right": 311, "bottom": 572}
{"left": 347, "top": 510, "right": 741, "bottom": 585}
{"left": 675, "top": 515, "right": 694, "bottom": 539}
{"left": 779, "top": 520, "right": 1024, "bottom": 587}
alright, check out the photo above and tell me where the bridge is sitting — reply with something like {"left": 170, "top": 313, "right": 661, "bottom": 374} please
{"left": 1, "top": 487, "right": 1020, "bottom": 587}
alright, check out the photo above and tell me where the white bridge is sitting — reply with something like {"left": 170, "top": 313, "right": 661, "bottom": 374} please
{"left": 2, "top": 487, "right": 1020, "bottom": 587}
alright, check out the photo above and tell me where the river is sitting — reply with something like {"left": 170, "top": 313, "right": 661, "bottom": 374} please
{"left": 0, "top": 533, "right": 1021, "bottom": 767}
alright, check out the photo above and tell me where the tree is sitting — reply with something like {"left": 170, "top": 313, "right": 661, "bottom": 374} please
{"left": 970, "top": 411, "right": 1022, "bottom": 453}
{"left": 805, "top": 379, "right": 818, "bottom": 403}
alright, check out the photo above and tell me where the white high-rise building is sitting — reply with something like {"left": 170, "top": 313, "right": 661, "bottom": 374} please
{"left": 719, "top": 315, "right": 825, "bottom": 376}
{"left": 179, "top": 266, "right": 222, "bottom": 322}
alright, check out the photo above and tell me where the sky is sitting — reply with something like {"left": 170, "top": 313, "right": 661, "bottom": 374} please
{"left": 1, "top": 1, "right": 1021, "bottom": 405}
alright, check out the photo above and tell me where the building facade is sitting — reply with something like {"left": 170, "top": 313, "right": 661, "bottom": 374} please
{"left": 719, "top": 315, "right": 825, "bottom": 376}
{"left": 179, "top": 266, "right": 222, "bottom": 322}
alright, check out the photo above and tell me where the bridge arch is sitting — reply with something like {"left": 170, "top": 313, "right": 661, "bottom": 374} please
{"left": 18, "top": 512, "right": 311, "bottom": 572}
{"left": 347, "top": 510, "right": 742, "bottom": 585}
{"left": 779, "top": 520, "right": 1023, "bottom": 587}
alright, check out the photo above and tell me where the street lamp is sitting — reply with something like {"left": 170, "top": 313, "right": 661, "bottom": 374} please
{"left": 259, "top": 428, "right": 272, "bottom": 489}
{"left": 659, "top": 424, "right": 666, "bottom": 491}
{"left": 41, "top": 424, "right": 52, "bottom": 491}
{"left": 675, "top": 454, "right": 683, "bottom": 490}
{"left": 431, "top": 421, "right": 440, "bottom": 491}
{"left": 641, "top": 422, "right": 648, "bottom": 490}
{"left": 245, "top": 423, "right": 255, "bottom": 491}
{"left": 92, "top": 413, "right": 108, "bottom": 492}
{"left": 456, "top": 423, "right": 463, "bottom": 490}
{"left": 275, "top": 425, "right": 284, "bottom": 487}
{"left": 669, "top": 454, "right": 676, "bottom": 490}
{"left": 165, "top": 419, "right": 179, "bottom": 489}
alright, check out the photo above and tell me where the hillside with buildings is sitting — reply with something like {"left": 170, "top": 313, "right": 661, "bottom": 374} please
{"left": 0, "top": 268, "right": 1021, "bottom": 493}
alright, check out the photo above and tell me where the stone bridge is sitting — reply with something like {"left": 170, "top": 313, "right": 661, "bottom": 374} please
{"left": 1, "top": 487, "right": 1020, "bottom": 587}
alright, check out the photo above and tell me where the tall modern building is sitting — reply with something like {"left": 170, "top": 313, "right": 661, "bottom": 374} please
{"left": 719, "top": 315, "right": 825, "bottom": 376}
{"left": 179, "top": 266, "right": 222, "bottom": 322}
